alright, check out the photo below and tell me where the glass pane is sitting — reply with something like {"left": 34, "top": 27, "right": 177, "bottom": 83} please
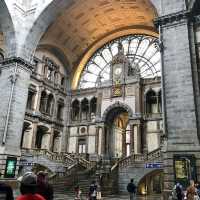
{"left": 78, "top": 34, "right": 160, "bottom": 89}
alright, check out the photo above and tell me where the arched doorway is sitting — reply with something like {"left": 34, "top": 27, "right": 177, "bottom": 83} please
{"left": 137, "top": 169, "right": 163, "bottom": 195}
{"left": 104, "top": 105, "right": 132, "bottom": 159}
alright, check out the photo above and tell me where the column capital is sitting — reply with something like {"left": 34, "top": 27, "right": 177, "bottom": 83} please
{"left": 129, "top": 119, "right": 141, "bottom": 125}
{"left": 0, "top": 57, "right": 33, "bottom": 72}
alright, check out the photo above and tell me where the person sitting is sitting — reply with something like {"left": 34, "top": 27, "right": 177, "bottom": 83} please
{"left": 16, "top": 172, "right": 45, "bottom": 200}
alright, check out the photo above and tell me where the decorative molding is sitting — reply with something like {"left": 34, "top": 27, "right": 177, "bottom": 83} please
{"left": 155, "top": 10, "right": 191, "bottom": 27}
{"left": 102, "top": 101, "right": 133, "bottom": 122}
{"left": 0, "top": 57, "right": 33, "bottom": 71}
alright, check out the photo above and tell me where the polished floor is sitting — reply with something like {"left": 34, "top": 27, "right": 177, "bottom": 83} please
{"left": 53, "top": 194, "right": 162, "bottom": 200}
{"left": 14, "top": 191, "right": 162, "bottom": 200}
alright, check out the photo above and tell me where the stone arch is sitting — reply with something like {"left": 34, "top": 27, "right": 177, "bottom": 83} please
{"left": 21, "top": 0, "right": 160, "bottom": 62}
{"left": 0, "top": 0, "right": 16, "bottom": 57}
{"left": 145, "top": 89, "right": 157, "bottom": 114}
{"left": 137, "top": 169, "right": 163, "bottom": 195}
{"left": 71, "top": 98, "right": 80, "bottom": 121}
{"left": 102, "top": 101, "right": 133, "bottom": 122}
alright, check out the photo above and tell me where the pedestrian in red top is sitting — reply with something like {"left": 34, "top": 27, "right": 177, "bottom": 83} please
{"left": 16, "top": 172, "right": 45, "bottom": 200}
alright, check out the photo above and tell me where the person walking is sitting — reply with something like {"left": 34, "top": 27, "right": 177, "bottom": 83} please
{"left": 187, "top": 180, "right": 196, "bottom": 200}
{"left": 16, "top": 172, "right": 45, "bottom": 200}
{"left": 127, "top": 179, "right": 136, "bottom": 200}
{"left": 0, "top": 182, "right": 14, "bottom": 200}
{"left": 74, "top": 185, "right": 82, "bottom": 200}
{"left": 36, "top": 171, "right": 54, "bottom": 200}
{"left": 176, "top": 183, "right": 184, "bottom": 200}
{"left": 88, "top": 180, "right": 98, "bottom": 200}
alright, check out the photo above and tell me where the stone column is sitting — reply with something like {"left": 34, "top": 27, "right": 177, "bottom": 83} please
{"left": 129, "top": 119, "right": 142, "bottom": 154}
{"left": 122, "top": 129, "right": 126, "bottom": 156}
{"left": 49, "top": 126, "right": 54, "bottom": 151}
{"left": 35, "top": 85, "right": 43, "bottom": 112}
{"left": 31, "top": 122, "right": 38, "bottom": 148}
{"left": 156, "top": 3, "right": 200, "bottom": 198}
{"left": 97, "top": 123, "right": 106, "bottom": 156}
{"left": 0, "top": 57, "right": 32, "bottom": 177}
{"left": 129, "top": 124, "right": 134, "bottom": 154}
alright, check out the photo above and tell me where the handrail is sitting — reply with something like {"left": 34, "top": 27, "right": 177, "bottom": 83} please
{"left": 21, "top": 149, "right": 95, "bottom": 170}
{"left": 118, "top": 148, "right": 162, "bottom": 168}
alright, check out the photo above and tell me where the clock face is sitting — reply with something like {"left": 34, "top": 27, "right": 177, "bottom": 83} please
{"left": 114, "top": 66, "right": 122, "bottom": 76}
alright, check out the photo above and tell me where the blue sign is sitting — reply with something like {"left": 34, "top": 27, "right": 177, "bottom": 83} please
{"left": 19, "top": 161, "right": 34, "bottom": 166}
{"left": 145, "top": 162, "right": 163, "bottom": 169}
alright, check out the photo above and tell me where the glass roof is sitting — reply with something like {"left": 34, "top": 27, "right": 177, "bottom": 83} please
{"left": 79, "top": 34, "right": 161, "bottom": 89}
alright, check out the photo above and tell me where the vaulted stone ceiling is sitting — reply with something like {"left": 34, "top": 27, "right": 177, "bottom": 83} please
{"left": 39, "top": 0, "right": 158, "bottom": 72}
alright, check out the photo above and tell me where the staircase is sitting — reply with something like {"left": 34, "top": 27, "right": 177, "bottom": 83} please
{"left": 21, "top": 148, "right": 163, "bottom": 196}
{"left": 117, "top": 148, "right": 163, "bottom": 193}
{"left": 51, "top": 165, "right": 97, "bottom": 198}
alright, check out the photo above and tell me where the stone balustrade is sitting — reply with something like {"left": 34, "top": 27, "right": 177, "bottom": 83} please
{"left": 118, "top": 148, "right": 162, "bottom": 168}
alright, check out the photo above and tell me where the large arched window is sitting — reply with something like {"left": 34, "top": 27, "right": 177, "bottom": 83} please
{"left": 46, "top": 94, "right": 54, "bottom": 115}
{"left": 146, "top": 90, "right": 157, "bottom": 114}
{"left": 40, "top": 91, "right": 47, "bottom": 113}
{"left": 79, "top": 34, "right": 160, "bottom": 89}
{"left": 90, "top": 97, "right": 97, "bottom": 120}
{"left": 72, "top": 99, "right": 80, "bottom": 121}
{"left": 81, "top": 98, "right": 89, "bottom": 121}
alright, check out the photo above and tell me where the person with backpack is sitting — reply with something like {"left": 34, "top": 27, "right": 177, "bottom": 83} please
{"left": 176, "top": 183, "right": 184, "bottom": 200}
{"left": 127, "top": 179, "right": 136, "bottom": 200}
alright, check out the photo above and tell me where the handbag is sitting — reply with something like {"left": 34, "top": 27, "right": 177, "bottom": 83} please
{"left": 97, "top": 191, "right": 101, "bottom": 200}
{"left": 194, "top": 195, "right": 200, "bottom": 200}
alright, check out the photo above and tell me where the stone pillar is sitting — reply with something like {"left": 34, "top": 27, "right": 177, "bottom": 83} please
{"left": 129, "top": 119, "right": 142, "bottom": 154}
{"left": 0, "top": 57, "right": 32, "bottom": 177}
{"left": 35, "top": 85, "right": 43, "bottom": 112}
{"left": 97, "top": 123, "right": 106, "bottom": 156}
{"left": 122, "top": 129, "right": 126, "bottom": 156}
{"left": 31, "top": 122, "right": 38, "bottom": 148}
{"left": 49, "top": 127, "right": 54, "bottom": 151}
{"left": 156, "top": 4, "right": 200, "bottom": 198}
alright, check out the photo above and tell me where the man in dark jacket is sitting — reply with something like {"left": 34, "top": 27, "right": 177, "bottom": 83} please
{"left": 0, "top": 182, "right": 14, "bottom": 200}
{"left": 127, "top": 179, "right": 136, "bottom": 200}
{"left": 36, "top": 171, "right": 53, "bottom": 200}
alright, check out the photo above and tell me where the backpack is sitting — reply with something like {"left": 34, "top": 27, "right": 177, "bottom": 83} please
{"left": 172, "top": 186, "right": 177, "bottom": 200}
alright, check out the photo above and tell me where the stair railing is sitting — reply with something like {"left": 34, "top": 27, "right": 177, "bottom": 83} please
{"left": 118, "top": 148, "right": 162, "bottom": 168}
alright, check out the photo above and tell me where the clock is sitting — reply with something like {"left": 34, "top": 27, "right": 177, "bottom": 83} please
{"left": 114, "top": 67, "right": 122, "bottom": 76}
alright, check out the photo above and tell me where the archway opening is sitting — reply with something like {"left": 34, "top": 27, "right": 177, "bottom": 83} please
{"left": 137, "top": 169, "right": 163, "bottom": 195}
{"left": 35, "top": 125, "right": 49, "bottom": 149}
{"left": 104, "top": 106, "right": 130, "bottom": 159}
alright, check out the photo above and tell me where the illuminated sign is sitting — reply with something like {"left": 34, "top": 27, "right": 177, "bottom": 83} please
{"left": 4, "top": 157, "right": 17, "bottom": 178}
{"left": 174, "top": 155, "right": 197, "bottom": 188}
{"left": 145, "top": 162, "right": 163, "bottom": 169}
